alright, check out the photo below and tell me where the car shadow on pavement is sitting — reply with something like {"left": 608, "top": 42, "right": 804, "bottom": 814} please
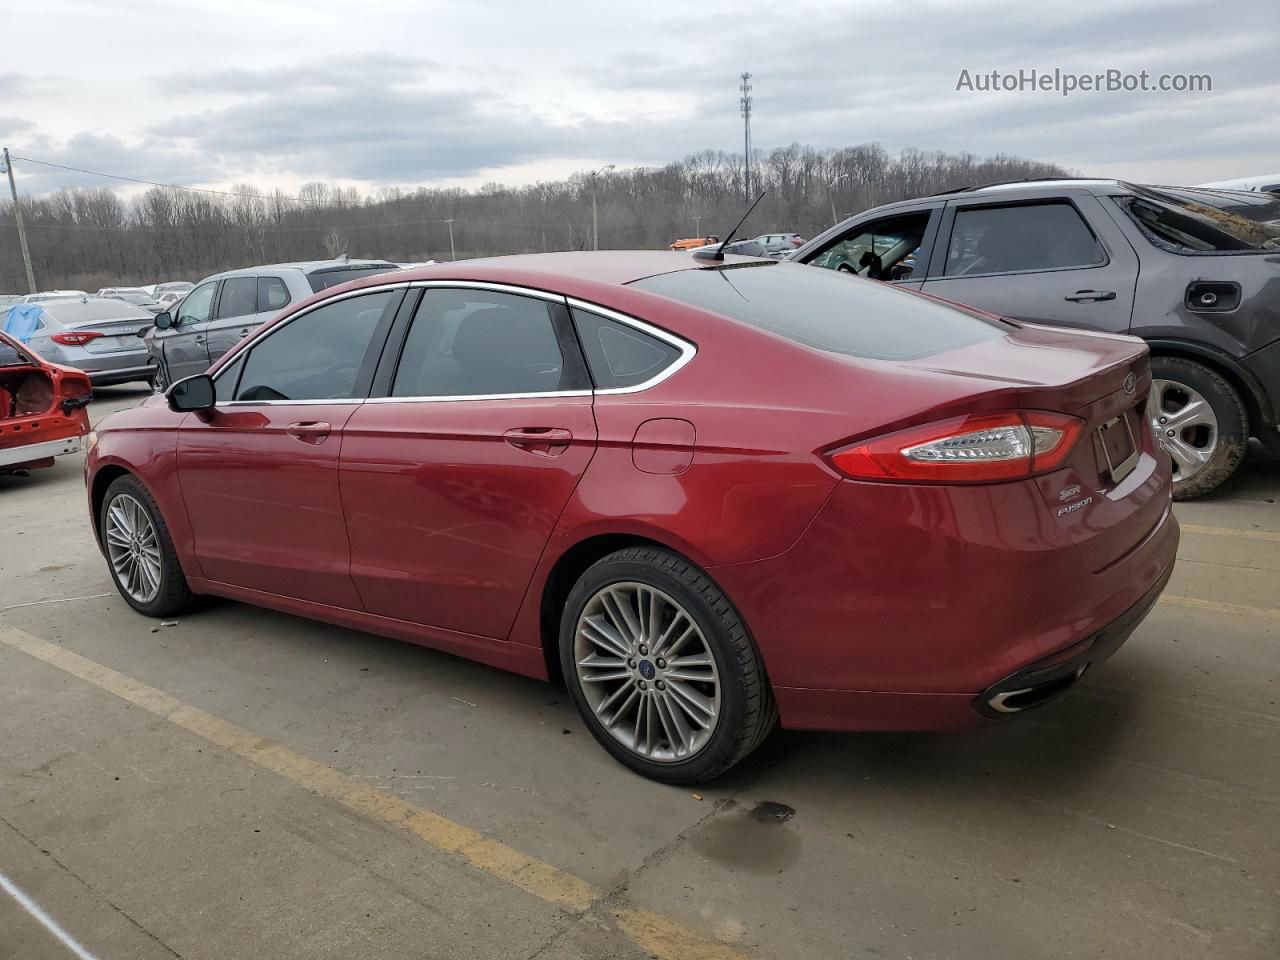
{"left": 723, "top": 656, "right": 1152, "bottom": 803}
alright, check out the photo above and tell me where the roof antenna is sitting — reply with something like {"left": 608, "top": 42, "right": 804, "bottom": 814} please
{"left": 696, "top": 191, "right": 767, "bottom": 261}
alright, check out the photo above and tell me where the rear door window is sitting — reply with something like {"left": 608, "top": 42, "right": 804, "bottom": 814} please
{"left": 631, "top": 262, "right": 1005, "bottom": 361}
{"left": 216, "top": 277, "right": 258, "bottom": 319}
{"left": 257, "top": 276, "right": 292, "bottom": 311}
{"left": 944, "top": 201, "right": 1104, "bottom": 276}
{"left": 390, "top": 289, "right": 587, "bottom": 398}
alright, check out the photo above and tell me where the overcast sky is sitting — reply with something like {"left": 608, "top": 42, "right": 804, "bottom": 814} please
{"left": 2, "top": 0, "right": 1277, "bottom": 198}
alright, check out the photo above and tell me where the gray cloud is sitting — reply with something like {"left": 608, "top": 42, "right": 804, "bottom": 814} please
{"left": 4, "top": 0, "right": 1277, "bottom": 195}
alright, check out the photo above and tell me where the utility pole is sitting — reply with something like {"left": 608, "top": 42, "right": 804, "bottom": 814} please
{"left": 739, "top": 72, "right": 753, "bottom": 201}
{"left": 694, "top": 214, "right": 701, "bottom": 237}
{"left": 2, "top": 147, "right": 37, "bottom": 294}
{"left": 444, "top": 219, "right": 456, "bottom": 261}
{"left": 590, "top": 163, "right": 614, "bottom": 251}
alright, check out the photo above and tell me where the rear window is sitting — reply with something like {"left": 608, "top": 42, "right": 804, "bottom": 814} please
{"left": 630, "top": 262, "right": 1006, "bottom": 361}
{"left": 1123, "top": 188, "right": 1280, "bottom": 253}
{"left": 306, "top": 265, "right": 398, "bottom": 293}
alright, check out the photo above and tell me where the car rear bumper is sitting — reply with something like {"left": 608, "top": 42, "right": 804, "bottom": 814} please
{"left": 711, "top": 474, "right": 1179, "bottom": 732}
{"left": 0, "top": 435, "right": 82, "bottom": 468}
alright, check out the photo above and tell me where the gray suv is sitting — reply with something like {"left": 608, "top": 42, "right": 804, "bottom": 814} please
{"left": 148, "top": 258, "right": 398, "bottom": 385}
{"left": 791, "top": 179, "right": 1280, "bottom": 498}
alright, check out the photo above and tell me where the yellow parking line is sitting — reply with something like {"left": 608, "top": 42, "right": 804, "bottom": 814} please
{"left": 1179, "top": 523, "right": 1280, "bottom": 544}
{"left": 1160, "top": 594, "right": 1280, "bottom": 622}
{"left": 0, "top": 627, "right": 748, "bottom": 960}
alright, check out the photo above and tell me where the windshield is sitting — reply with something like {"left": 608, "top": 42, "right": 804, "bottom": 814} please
{"left": 114, "top": 292, "right": 157, "bottom": 305}
{"left": 1124, "top": 187, "right": 1280, "bottom": 252}
{"left": 630, "top": 261, "right": 1006, "bottom": 361}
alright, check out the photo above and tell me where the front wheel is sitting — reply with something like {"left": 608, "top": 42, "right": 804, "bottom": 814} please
{"left": 100, "top": 475, "right": 196, "bottom": 616}
{"left": 1147, "top": 356, "right": 1248, "bottom": 500}
{"left": 559, "top": 547, "right": 776, "bottom": 783}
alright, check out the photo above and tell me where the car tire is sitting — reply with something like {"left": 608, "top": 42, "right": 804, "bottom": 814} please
{"left": 559, "top": 546, "right": 776, "bottom": 783}
{"left": 1148, "top": 356, "right": 1248, "bottom": 500}
{"left": 100, "top": 474, "right": 196, "bottom": 617}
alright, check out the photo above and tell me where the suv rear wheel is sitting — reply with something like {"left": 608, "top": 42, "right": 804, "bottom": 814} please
{"left": 1147, "top": 356, "right": 1248, "bottom": 499}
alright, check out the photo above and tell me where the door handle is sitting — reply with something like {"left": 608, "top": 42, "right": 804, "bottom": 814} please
{"left": 194, "top": 335, "right": 205, "bottom": 342}
{"left": 286, "top": 421, "right": 332, "bottom": 444}
{"left": 238, "top": 328, "right": 251, "bottom": 339}
{"left": 504, "top": 427, "right": 573, "bottom": 456}
{"left": 1064, "top": 290, "right": 1117, "bottom": 303}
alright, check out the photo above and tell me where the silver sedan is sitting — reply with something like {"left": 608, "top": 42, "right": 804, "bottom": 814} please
{"left": 24, "top": 297, "right": 157, "bottom": 386}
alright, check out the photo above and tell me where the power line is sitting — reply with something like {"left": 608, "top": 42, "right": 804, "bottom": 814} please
{"left": 9, "top": 154, "right": 340, "bottom": 205}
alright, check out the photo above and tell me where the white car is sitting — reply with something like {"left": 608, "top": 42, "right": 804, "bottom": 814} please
{"left": 1195, "top": 173, "right": 1280, "bottom": 194}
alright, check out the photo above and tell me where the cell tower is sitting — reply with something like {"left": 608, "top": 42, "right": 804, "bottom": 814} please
{"left": 739, "top": 71, "right": 753, "bottom": 200}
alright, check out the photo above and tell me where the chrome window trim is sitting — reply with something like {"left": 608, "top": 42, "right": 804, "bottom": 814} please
{"left": 565, "top": 296, "right": 696, "bottom": 395}
{"left": 365, "top": 390, "right": 594, "bottom": 405}
{"left": 209, "top": 280, "right": 697, "bottom": 406}
{"left": 408, "top": 279, "right": 564, "bottom": 303}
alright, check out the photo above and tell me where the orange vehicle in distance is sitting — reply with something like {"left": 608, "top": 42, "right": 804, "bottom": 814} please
{"left": 668, "top": 235, "right": 719, "bottom": 251}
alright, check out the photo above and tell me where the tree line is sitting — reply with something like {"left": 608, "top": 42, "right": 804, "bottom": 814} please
{"left": 0, "top": 143, "right": 1068, "bottom": 292}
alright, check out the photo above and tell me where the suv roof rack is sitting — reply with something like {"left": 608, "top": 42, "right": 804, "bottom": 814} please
{"left": 934, "top": 176, "right": 1105, "bottom": 196}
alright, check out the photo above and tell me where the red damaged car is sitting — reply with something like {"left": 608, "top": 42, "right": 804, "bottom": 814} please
{"left": 85, "top": 253, "right": 1178, "bottom": 782}
{"left": 1, "top": 331, "right": 93, "bottom": 474}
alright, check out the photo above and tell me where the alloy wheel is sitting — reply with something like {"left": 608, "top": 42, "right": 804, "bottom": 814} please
{"left": 104, "top": 493, "right": 163, "bottom": 603}
{"left": 573, "top": 581, "right": 721, "bottom": 763}
{"left": 1147, "top": 378, "right": 1219, "bottom": 482}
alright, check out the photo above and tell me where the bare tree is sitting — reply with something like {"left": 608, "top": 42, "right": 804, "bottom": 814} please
{"left": 0, "top": 143, "right": 1070, "bottom": 290}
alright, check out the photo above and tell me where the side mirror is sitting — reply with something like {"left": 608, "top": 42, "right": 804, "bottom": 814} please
{"left": 153, "top": 311, "right": 173, "bottom": 330}
{"left": 167, "top": 374, "right": 215, "bottom": 412}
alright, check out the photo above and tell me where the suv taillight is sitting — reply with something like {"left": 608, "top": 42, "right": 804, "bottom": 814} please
{"left": 52, "top": 331, "right": 102, "bottom": 346}
{"left": 828, "top": 411, "right": 1084, "bottom": 484}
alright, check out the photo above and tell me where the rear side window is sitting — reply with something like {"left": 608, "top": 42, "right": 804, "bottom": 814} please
{"left": 944, "top": 202, "right": 1104, "bottom": 276}
{"left": 217, "top": 277, "right": 258, "bottom": 319}
{"left": 631, "top": 262, "right": 1005, "bottom": 361}
{"left": 391, "top": 289, "right": 585, "bottom": 397}
{"left": 257, "top": 276, "right": 291, "bottom": 311}
{"left": 307, "top": 265, "right": 397, "bottom": 293}
{"left": 1122, "top": 188, "right": 1280, "bottom": 252}
{"left": 572, "top": 308, "right": 684, "bottom": 389}
{"left": 235, "top": 291, "right": 395, "bottom": 401}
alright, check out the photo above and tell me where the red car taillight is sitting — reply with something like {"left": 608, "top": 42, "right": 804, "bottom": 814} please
{"left": 51, "top": 331, "right": 103, "bottom": 346}
{"left": 828, "top": 411, "right": 1084, "bottom": 484}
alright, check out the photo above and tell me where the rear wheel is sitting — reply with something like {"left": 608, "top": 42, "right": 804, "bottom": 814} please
{"left": 100, "top": 475, "right": 195, "bottom": 617}
{"left": 1147, "top": 356, "right": 1247, "bottom": 500}
{"left": 559, "top": 547, "right": 775, "bottom": 783}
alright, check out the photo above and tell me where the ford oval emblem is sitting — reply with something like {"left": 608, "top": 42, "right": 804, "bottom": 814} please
{"left": 1122, "top": 372, "right": 1136, "bottom": 395}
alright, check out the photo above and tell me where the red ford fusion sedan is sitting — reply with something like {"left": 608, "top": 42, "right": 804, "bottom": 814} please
{"left": 85, "top": 252, "right": 1178, "bottom": 782}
